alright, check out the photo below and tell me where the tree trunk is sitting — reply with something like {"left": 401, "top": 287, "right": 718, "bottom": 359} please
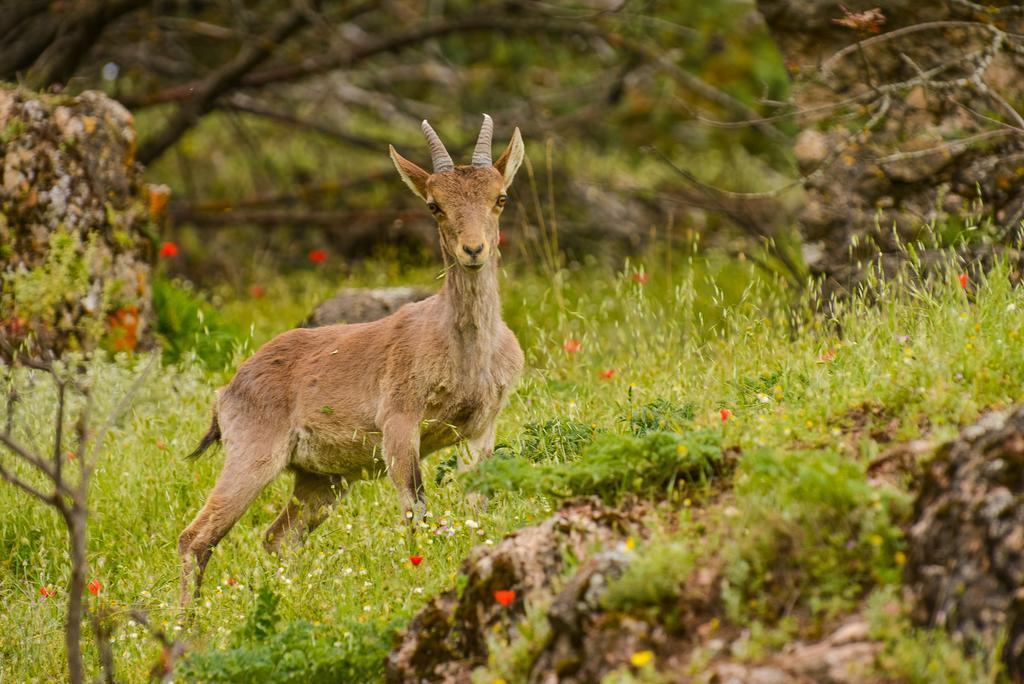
{"left": 756, "top": 1, "right": 1024, "bottom": 293}
{"left": 64, "top": 508, "right": 88, "bottom": 684}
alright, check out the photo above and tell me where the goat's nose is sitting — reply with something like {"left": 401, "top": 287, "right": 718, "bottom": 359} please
{"left": 462, "top": 243, "right": 485, "bottom": 258}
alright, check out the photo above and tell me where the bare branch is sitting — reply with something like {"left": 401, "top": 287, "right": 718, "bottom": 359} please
{"left": 822, "top": 21, "right": 1002, "bottom": 75}
{"left": 221, "top": 95, "right": 386, "bottom": 151}
{"left": 52, "top": 377, "right": 66, "bottom": 484}
{"left": 0, "top": 460, "right": 57, "bottom": 506}
{"left": 0, "top": 430, "right": 63, "bottom": 485}
{"left": 171, "top": 206, "right": 422, "bottom": 227}
{"left": 871, "top": 129, "right": 1018, "bottom": 165}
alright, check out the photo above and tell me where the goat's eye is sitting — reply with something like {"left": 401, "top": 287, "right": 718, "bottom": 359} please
{"left": 496, "top": 195, "right": 507, "bottom": 208}
{"left": 427, "top": 201, "right": 443, "bottom": 216}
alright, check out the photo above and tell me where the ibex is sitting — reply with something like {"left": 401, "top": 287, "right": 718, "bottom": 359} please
{"left": 178, "top": 115, "right": 525, "bottom": 604}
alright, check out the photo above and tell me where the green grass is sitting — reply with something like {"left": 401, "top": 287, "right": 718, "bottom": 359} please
{"left": 0, "top": 248, "right": 1015, "bottom": 681}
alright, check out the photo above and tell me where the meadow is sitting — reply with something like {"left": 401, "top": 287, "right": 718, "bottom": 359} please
{"left": 0, "top": 243, "right": 1017, "bottom": 682}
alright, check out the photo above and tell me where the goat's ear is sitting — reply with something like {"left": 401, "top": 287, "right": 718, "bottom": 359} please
{"left": 389, "top": 145, "right": 430, "bottom": 200}
{"left": 494, "top": 127, "right": 525, "bottom": 190}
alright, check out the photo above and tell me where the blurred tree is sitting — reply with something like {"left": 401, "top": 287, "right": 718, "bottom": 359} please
{"left": 0, "top": 0, "right": 800, "bottom": 282}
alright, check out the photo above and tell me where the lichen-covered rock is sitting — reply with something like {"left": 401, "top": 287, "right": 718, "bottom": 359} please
{"left": 0, "top": 86, "right": 154, "bottom": 358}
{"left": 386, "top": 498, "right": 645, "bottom": 683}
{"left": 907, "top": 406, "right": 1024, "bottom": 677}
{"left": 302, "top": 286, "right": 433, "bottom": 327}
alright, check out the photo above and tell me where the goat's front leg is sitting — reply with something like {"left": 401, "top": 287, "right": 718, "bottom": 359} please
{"left": 382, "top": 413, "right": 426, "bottom": 520}
{"left": 460, "top": 420, "right": 498, "bottom": 512}
{"left": 458, "top": 420, "right": 497, "bottom": 473}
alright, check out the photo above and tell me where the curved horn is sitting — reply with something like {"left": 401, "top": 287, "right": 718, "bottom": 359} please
{"left": 421, "top": 119, "right": 454, "bottom": 173}
{"left": 471, "top": 113, "right": 494, "bottom": 167}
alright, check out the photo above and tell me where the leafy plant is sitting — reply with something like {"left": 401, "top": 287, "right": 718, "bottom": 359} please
{"left": 151, "top": 278, "right": 241, "bottom": 369}
{"left": 235, "top": 584, "right": 281, "bottom": 644}
{"left": 436, "top": 418, "right": 599, "bottom": 485}
{"left": 624, "top": 399, "right": 696, "bottom": 436}
{"left": 504, "top": 418, "right": 601, "bottom": 463}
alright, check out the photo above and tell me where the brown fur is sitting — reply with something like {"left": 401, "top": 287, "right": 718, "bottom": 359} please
{"left": 178, "top": 118, "right": 526, "bottom": 605}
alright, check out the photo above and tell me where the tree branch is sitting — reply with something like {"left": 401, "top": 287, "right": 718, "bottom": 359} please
{"left": 137, "top": 2, "right": 316, "bottom": 164}
{"left": 221, "top": 95, "right": 386, "bottom": 151}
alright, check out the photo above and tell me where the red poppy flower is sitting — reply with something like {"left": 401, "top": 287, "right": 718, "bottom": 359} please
{"left": 159, "top": 241, "right": 179, "bottom": 258}
{"left": 309, "top": 249, "right": 328, "bottom": 264}
{"left": 227, "top": 577, "right": 237, "bottom": 586}
{"left": 409, "top": 555, "right": 423, "bottom": 567}
{"left": 494, "top": 589, "right": 516, "bottom": 606}
{"left": 720, "top": 408, "right": 732, "bottom": 422}
{"left": 88, "top": 579, "right": 102, "bottom": 596}
{"left": 66, "top": 451, "right": 76, "bottom": 461}
{"left": 40, "top": 586, "right": 55, "bottom": 598}
{"left": 632, "top": 272, "right": 649, "bottom": 285}
{"left": 498, "top": 232, "right": 507, "bottom": 247}
{"left": 958, "top": 273, "right": 968, "bottom": 289}
{"left": 563, "top": 339, "right": 581, "bottom": 354}
{"left": 600, "top": 368, "right": 615, "bottom": 379}
{"left": 249, "top": 284, "right": 266, "bottom": 299}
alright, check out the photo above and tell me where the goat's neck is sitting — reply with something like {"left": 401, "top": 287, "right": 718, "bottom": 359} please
{"left": 439, "top": 254, "right": 501, "bottom": 353}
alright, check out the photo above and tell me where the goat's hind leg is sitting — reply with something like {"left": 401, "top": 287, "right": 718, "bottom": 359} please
{"left": 264, "top": 470, "right": 346, "bottom": 554}
{"left": 178, "top": 441, "right": 286, "bottom": 607}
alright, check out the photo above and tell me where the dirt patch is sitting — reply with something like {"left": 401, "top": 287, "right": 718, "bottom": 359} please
{"left": 838, "top": 401, "right": 901, "bottom": 445}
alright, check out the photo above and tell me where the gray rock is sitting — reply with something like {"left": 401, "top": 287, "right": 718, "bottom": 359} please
{"left": 302, "top": 286, "right": 433, "bottom": 327}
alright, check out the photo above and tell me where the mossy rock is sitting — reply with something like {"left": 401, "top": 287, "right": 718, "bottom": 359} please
{"left": 0, "top": 85, "right": 156, "bottom": 358}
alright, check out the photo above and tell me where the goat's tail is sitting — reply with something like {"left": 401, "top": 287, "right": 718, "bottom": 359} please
{"left": 186, "top": 410, "right": 221, "bottom": 460}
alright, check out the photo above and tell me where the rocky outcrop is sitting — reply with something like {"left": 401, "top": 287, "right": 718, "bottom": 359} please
{"left": 908, "top": 406, "right": 1024, "bottom": 678}
{"left": 0, "top": 86, "right": 155, "bottom": 358}
{"left": 386, "top": 496, "right": 883, "bottom": 683}
{"left": 756, "top": 1, "right": 1024, "bottom": 292}
{"left": 386, "top": 498, "right": 646, "bottom": 682}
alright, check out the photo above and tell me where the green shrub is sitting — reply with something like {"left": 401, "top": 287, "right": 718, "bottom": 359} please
{"left": 177, "top": 619, "right": 396, "bottom": 683}
{"left": 180, "top": 587, "right": 394, "bottom": 683}
{"left": 601, "top": 538, "right": 696, "bottom": 615}
{"left": 463, "top": 429, "right": 721, "bottom": 503}
{"left": 721, "top": 449, "right": 910, "bottom": 625}
{"left": 152, "top": 278, "right": 240, "bottom": 369}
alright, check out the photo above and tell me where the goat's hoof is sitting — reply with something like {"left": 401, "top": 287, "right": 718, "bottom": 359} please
{"left": 403, "top": 501, "right": 428, "bottom": 524}
{"left": 465, "top": 491, "right": 488, "bottom": 513}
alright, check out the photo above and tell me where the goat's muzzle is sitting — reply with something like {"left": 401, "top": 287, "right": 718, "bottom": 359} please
{"left": 457, "top": 241, "right": 489, "bottom": 270}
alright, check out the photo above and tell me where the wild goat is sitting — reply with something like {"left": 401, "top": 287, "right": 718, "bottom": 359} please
{"left": 178, "top": 115, "right": 525, "bottom": 604}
